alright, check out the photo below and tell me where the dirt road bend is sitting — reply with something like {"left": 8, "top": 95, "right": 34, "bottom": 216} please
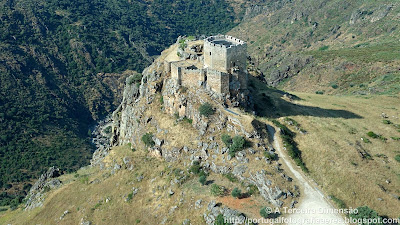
{"left": 267, "top": 125, "right": 348, "bottom": 225}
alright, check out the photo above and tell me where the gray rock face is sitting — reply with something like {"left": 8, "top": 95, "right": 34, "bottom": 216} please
{"left": 162, "top": 147, "right": 182, "bottom": 162}
{"left": 59, "top": 210, "right": 69, "bottom": 220}
{"left": 25, "top": 167, "right": 62, "bottom": 210}
{"left": 204, "top": 201, "right": 246, "bottom": 225}
{"left": 248, "top": 171, "right": 284, "bottom": 207}
{"left": 233, "top": 165, "right": 247, "bottom": 180}
{"left": 91, "top": 116, "right": 112, "bottom": 167}
{"left": 123, "top": 157, "right": 134, "bottom": 170}
{"left": 195, "top": 199, "right": 203, "bottom": 209}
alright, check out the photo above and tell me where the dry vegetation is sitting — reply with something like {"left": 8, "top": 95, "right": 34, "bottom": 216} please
{"left": 273, "top": 92, "right": 400, "bottom": 218}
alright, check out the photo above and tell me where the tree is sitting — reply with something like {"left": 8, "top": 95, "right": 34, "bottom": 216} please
{"left": 231, "top": 187, "right": 241, "bottom": 198}
{"left": 221, "top": 134, "right": 232, "bottom": 147}
{"left": 199, "top": 103, "right": 215, "bottom": 117}
{"left": 229, "top": 136, "right": 246, "bottom": 157}
{"left": 199, "top": 175, "right": 207, "bottom": 185}
{"left": 141, "top": 133, "right": 155, "bottom": 147}
{"left": 260, "top": 207, "right": 271, "bottom": 219}
{"left": 190, "top": 160, "right": 201, "bottom": 174}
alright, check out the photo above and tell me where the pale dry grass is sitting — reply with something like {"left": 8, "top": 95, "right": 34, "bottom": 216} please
{"left": 282, "top": 93, "right": 400, "bottom": 217}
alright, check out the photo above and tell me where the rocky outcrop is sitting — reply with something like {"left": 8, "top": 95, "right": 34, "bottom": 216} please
{"left": 350, "top": 4, "right": 393, "bottom": 25}
{"left": 248, "top": 170, "right": 284, "bottom": 207}
{"left": 204, "top": 200, "right": 246, "bottom": 225}
{"left": 243, "top": 1, "right": 291, "bottom": 21}
{"left": 25, "top": 167, "right": 62, "bottom": 210}
{"left": 91, "top": 116, "right": 113, "bottom": 167}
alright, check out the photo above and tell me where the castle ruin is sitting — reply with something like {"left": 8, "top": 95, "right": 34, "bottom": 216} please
{"left": 164, "top": 35, "right": 248, "bottom": 102}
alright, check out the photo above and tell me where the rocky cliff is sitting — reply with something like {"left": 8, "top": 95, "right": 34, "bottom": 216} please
{"left": 109, "top": 41, "right": 300, "bottom": 215}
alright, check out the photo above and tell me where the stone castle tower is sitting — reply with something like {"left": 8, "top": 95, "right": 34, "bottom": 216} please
{"left": 166, "top": 35, "right": 248, "bottom": 103}
{"left": 204, "top": 35, "right": 247, "bottom": 73}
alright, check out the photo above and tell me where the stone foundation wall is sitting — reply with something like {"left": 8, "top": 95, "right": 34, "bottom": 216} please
{"left": 207, "top": 69, "right": 229, "bottom": 95}
{"left": 181, "top": 69, "right": 203, "bottom": 88}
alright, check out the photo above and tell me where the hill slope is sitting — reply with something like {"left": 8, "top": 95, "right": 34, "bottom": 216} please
{"left": 0, "top": 0, "right": 243, "bottom": 206}
{"left": 229, "top": 0, "right": 400, "bottom": 95}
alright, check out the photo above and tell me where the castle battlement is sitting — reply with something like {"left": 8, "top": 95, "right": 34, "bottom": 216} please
{"left": 205, "top": 35, "right": 246, "bottom": 49}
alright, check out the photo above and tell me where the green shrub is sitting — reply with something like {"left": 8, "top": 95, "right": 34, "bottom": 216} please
{"left": 315, "top": 91, "right": 324, "bottom": 95}
{"left": 199, "top": 170, "right": 208, "bottom": 178}
{"left": 260, "top": 207, "right": 271, "bottom": 219}
{"left": 210, "top": 184, "right": 224, "bottom": 196}
{"left": 223, "top": 173, "right": 238, "bottom": 183}
{"left": 231, "top": 187, "right": 241, "bottom": 198}
{"left": 190, "top": 161, "right": 201, "bottom": 174}
{"left": 141, "top": 133, "right": 155, "bottom": 147}
{"left": 182, "top": 117, "right": 192, "bottom": 124}
{"left": 104, "top": 126, "right": 112, "bottom": 134}
{"left": 350, "top": 206, "right": 383, "bottom": 225}
{"left": 215, "top": 214, "right": 229, "bottom": 225}
{"left": 264, "top": 151, "right": 277, "bottom": 160}
{"left": 331, "top": 84, "right": 338, "bottom": 89}
{"left": 80, "top": 175, "right": 89, "bottom": 184}
{"left": 127, "top": 74, "right": 142, "bottom": 85}
{"left": 247, "top": 184, "right": 259, "bottom": 196}
{"left": 382, "top": 120, "right": 392, "bottom": 124}
{"left": 199, "top": 175, "right": 207, "bottom": 185}
{"left": 391, "top": 137, "right": 400, "bottom": 141}
{"left": 160, "top": 96, "right": 164, "bottom": 105}
{"left": 199, "top": 102, "right": 215, "bottom": 117}
{"left": 395, "top": 155, "right": 400, "bottom": 163}
{"left": 132, "top": 73, "right": 142, "bottom": 83}
{"left": 329, "top": 195, "right": 346, "bottom": 208}
{"left": 126, "top": 193, "right": 133, "bottom": 202}
{"left": 366, "top": 131, "right": 378, "bottom": 138}
{"left": 319, "top": 45, "right": 329, "bottom": 51}
{"left": 229, "top": 136, "right": 246, "bottom": 157}
{"left": 361, "top": 137, "right": 371, "bottom": 143}
{"left": 127, "top": 77, "right": 135, "bottom": 85}
{"left": 221, "top": 134, "right": 232, "bottom": 147}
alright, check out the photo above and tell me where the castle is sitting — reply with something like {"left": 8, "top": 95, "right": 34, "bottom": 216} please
{"left": 164, "top": 35, "right": 248, "bottom": 100}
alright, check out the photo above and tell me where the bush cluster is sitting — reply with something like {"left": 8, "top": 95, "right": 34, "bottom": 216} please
{"left": 141, "top": 133, "right": 155, "bottom": 147}
{"left": 199, "top": 102, "right": 215, "bottom": 117}
{"left": 221, "top": 134, "right": 247, "bottom": 157}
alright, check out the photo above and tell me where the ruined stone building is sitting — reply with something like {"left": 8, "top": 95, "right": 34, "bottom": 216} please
{"left": 164, "top": 35, "right": 248, "bottom": 100}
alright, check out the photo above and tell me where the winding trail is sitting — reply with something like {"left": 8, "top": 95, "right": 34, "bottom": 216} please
{"left": 267, "top": 125, "right": 348, "bottom": 225}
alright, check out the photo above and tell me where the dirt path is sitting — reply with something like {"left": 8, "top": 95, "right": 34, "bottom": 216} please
{"left": 267, "top": 125, "right": 348, "bottom": 225}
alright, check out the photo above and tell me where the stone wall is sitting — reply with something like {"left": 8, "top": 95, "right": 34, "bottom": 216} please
{"left": 207, "top": 69, "right": 229, "bottom": 95}
{"left": 181, "top": 69, "right": 203, "bottom": 88}
{"left": 171, "top": 62, "right": 182, "bottom": 84}
{"left": 226, "top": 43, "right": 247, "bottom": 71}
{"left": 204, "top": 41, "right": 227, "bottom": 72}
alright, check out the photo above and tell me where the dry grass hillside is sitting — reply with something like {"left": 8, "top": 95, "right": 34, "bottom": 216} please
{"left": 249, "top": 76, "right": 400, "bottom": 218}
{"left": 0, "top": 87, "right": 299, "bottom": 224}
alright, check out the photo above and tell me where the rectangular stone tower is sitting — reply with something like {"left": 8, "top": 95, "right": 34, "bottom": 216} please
{"left": 204, "top": 35, "right": 247, "bottom": 73}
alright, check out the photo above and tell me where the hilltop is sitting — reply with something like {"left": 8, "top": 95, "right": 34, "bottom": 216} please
{"left": 1, "top": 38, "right": 302, "bottom": 224}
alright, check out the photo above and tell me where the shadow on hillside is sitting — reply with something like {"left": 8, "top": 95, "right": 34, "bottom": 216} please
{"left": 247, "top": 77, "right": 363, "bottom": 119}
